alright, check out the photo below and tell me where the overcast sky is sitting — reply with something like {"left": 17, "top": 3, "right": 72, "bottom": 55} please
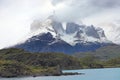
{"left": 0, "top": 0, "right": 120, "bottom": 49}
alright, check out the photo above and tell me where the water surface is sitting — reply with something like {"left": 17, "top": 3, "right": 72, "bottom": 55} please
{"left": 0, "top": 68, "right": 120, "bottom": 80}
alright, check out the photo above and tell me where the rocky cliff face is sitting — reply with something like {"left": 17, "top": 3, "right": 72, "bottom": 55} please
{"left": 14, "top": 16, "right": 112, "bottom": 54}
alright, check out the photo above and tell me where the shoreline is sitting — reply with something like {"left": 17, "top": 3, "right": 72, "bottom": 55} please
{"left": 0, "top": 72, "right": 84, "bottom": 78}
{"left": 0, "top": 67, "right": 120, "bottom": 78}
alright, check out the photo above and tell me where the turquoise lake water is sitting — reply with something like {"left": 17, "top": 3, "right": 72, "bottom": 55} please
{"left": 0, "top": 68, "right": 120, "bottom": 80}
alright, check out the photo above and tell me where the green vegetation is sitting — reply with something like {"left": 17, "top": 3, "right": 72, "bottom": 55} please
{"left": 73, "top": 45, "right": 120, "bottom": 61}
{"left": 0, "top": 48, "right": 82, "bottom": 77}
{"left": 78, "top": 54, "right": 120, "bottom": 69}
{"left": 0, "top": 60, "right": 31, "bottom": 77}
{"left": 0, "top": 46, "right": 120, "bottom": 77}
{"left": 104, "top": 57, "right": 120, "bottom": 67}
{"left": 73, "top": 45, "right": 120, "bottom": 68}
{"left": 79, "top": 55, "right": 103, "bottom": 68}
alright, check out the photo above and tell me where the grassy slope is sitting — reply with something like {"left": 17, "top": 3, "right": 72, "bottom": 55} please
{"left": 0, "top": 45, "right": 120, "bottom": 77}
{"left": 73, "top": 44, "right": 120, "bottom": 68}
{"left": 73, "top": 44, "right": 120, "bottom": 60}
{"left": 0, "top": 48, "right": 81, "bottom": 77}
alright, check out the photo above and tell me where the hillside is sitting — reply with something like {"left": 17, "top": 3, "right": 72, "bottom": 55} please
{"left": 73, "top": 44, "right": 120, "bottom": 60}
{"left": 0, "top": 47, "right": 120, "bottom": 77}
{"left": 0, "top": 48, "right": 82, "bottom": 77}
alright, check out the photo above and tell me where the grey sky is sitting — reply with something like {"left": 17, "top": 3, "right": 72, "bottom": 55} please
{"left": 0, "top": 0, "right": 120, "bottom": 49}
{"left": 51, "top": 0, "right": 120, "bottom": 21}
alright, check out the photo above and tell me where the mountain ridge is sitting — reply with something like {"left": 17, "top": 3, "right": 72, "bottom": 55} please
{"left": 30, "top": 16, "right": 111, "bottom": 45}
{"left": 13, "top": 16, "right": 112, "bottom": 54}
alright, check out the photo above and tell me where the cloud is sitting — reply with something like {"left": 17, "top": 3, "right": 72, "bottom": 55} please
{"left": 51, "top": 0, "right": 93, "bottom": 22}
{"left": 51, "top": 0, "right": 120, "bottom": 8}
{"left": 0, "top": 0, "right": 54, "bottom": 49}
{"left": 0, "top": 0, "right": 120, "bottom": 49}
{"left": 91, "top": 0, "right": 120, "bottom": 8}
{"left": 50, "top": 0, "right": 120, "bottom": 44}
{"left": 51, "top": 0, "right": 120, "bottom": 22}
{"left": 51, "top": 0, "right": 64, "bottom": 6}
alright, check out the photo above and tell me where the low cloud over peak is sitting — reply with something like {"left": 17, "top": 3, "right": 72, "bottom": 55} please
{"left": 0, "top": 0, "right": 120, "bottom": 49}
{"left": 51, "top": 0, "right": 120, "bottom": 22}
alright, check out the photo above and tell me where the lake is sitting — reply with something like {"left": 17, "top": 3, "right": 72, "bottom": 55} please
{"left": 0, "top": 68, "right": 120, "bottom": 80}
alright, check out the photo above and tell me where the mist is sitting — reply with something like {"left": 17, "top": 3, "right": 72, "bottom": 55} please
{"left": 51, "top": 0, "right": 120, "bottom": 44}
{"left": 0, "top": 0, "right": 53, "bottom": 49}
{"left": 0, "top": 0, "right": 120, "bottom": 49}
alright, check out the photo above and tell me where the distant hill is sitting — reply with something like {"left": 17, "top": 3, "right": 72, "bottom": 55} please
{"left": 0, "top": 47, "right": 120, "bottom": 77}
{"left": 0, "top": 48, "right": 82, "bottom": 77}
{"left": 73, "top": 44, "right": 120, "bottom": 60}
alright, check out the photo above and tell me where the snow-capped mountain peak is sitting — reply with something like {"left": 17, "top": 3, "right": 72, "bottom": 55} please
{"left": 14, "top": 16, "right": 113, "bottom": 54}
{"left": 29, "top": 16, "right": 110, "bottom": 46}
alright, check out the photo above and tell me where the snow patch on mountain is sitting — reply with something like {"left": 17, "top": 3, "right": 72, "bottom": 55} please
{"left": 25, "top": 16, "right": 111, "bottom": 46}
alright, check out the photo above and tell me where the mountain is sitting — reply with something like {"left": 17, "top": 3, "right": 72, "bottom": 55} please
{"left": 0, "top": 48, "right": 82, "bottom": 77}
{"left": 73, "top": 44, "right": 120, "bottom": 60}
{"left": 14, "top": 15, "right": 112, "bottom": 54}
